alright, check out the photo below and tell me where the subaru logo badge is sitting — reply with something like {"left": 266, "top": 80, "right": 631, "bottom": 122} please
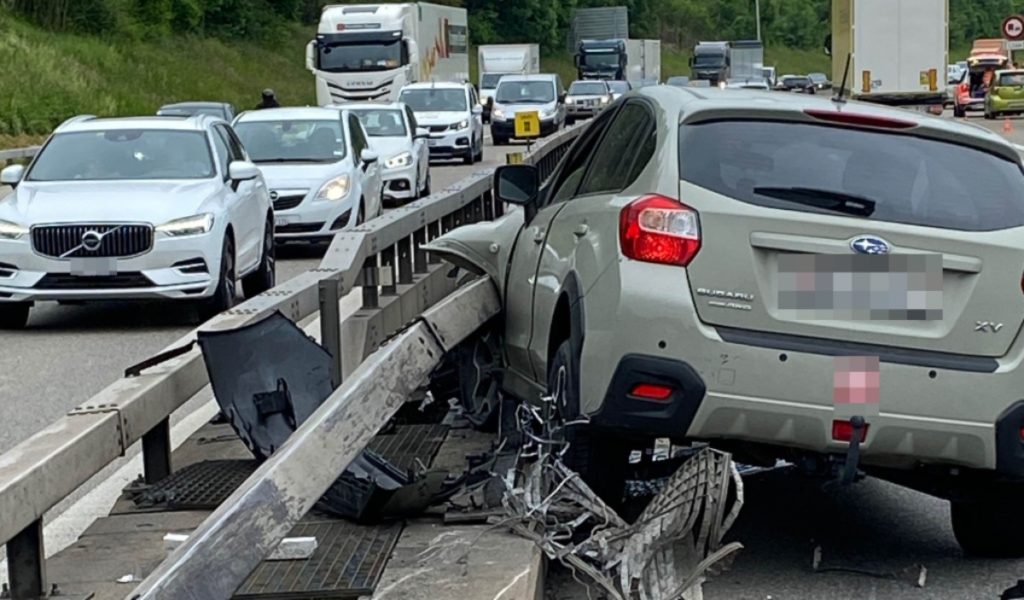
{"left": 850, "top": 236, "right": 890, "bottom": 255}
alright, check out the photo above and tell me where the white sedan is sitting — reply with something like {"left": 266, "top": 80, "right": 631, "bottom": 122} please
{"left": 348, "top": 102, "right": 431, "bottom": 206}
{"left": 0, "top": 114, "right": 275, "bottom": 328}
{"left": 233, "top": 107, "right": 383, "bottom": 243}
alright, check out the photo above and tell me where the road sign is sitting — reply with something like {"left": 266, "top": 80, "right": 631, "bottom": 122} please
{"left": 1010, "top": 40, "right": 1024, "bottom": 50}
{"left": 514, "top": 111, "right": 540, "bottom": 139}
{"left": 1003, "top": 15, "right": 1024, "bottom": 41}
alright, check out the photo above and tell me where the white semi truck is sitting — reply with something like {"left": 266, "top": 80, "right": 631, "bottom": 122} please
{"left": 307, "top": 3, "right": 470, "bottom": 105}
{"left": 830, "top": 0, "right": 947, "bottom": 108}
{"left": 576, "top": 39, "right": 660, "bottom": 85}
{"left": 477, "top": 44, "right": 540, "bottom": 119}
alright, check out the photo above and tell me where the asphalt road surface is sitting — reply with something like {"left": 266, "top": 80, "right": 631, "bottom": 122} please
{"left": 0, "top": 139, "right": 512, "bottom": 455}
{"left": 547, "top": 114, "right": 1024, "bottom": 600}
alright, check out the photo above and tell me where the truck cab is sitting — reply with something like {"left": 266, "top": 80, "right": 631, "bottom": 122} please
{"left": 307, "top": 3, "right": 468, "bottom": 106}
{"left": 691, "top": 41, "right": 730, "bottom": 85}
{"left": 575, "top": 39, "right": 627, "bottom": 80}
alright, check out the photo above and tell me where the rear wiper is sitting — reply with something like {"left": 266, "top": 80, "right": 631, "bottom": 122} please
{"left": 752, "top": 186, "right": 876, "bottom": 217}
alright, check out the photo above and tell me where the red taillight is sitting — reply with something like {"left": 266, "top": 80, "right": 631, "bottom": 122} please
{"left": 832, "top": 419, "right": 869, "bottom": 443}
{"left": 629, "top": 383, "right": 673, "bottom": 401}
{"left": 619, "top": 195, "right": 701, "bottom": 266}
{"left": 803, "top": 109, "right": 917, "bottom": 130}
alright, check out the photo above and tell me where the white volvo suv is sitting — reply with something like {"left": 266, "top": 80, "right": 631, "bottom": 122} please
{"left": 0, "top": 114, "right": 275, "bottom": 328}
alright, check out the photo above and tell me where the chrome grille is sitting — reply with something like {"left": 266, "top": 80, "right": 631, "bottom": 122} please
{"left": 31, "top": 224, "right": 154, "bottom": 259}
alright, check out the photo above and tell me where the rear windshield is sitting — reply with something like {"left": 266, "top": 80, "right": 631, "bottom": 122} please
{"left": 679, "top": 120, "right": 1024, "bottom": 231}
{"left": 999, "top": 73, "right": 1024, "bottom": 86}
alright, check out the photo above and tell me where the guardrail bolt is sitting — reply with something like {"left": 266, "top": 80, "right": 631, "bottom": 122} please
{"left": 50, "top": 583, "right": 61, "bottom": 596}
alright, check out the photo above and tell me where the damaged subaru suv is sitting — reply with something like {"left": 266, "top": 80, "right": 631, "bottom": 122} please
{"left": 427, "top": 85, "right": 1024, "bottom": 557}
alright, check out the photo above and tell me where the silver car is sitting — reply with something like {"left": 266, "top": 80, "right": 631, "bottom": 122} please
{"left": 429, "top": 86, "right": 1024, "bottom": 558}
{"left": 565, "top": 80, "right": 613, "bottom": 125}
{"left": 0, "top": 114, "right": 274, "bottom": 327}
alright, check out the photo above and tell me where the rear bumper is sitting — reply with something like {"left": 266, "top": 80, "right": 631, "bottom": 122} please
{"left": 987, "top": 98, "right": 1024, "bottom": 113}
{"left": 579, "top": 259, "right": 1024, "bottom": 475}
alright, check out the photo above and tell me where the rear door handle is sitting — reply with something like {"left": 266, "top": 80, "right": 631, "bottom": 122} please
{"left": 573, "top": 224, "right": 589, "bottom": 237}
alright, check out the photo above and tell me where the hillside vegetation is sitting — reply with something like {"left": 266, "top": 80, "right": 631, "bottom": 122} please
{"left": 0, "top": 0, "right": 1011, "bottom": 146}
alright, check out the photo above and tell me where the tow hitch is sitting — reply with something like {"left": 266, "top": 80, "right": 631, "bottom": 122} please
{"left": 839, "top": 415, "right": 866, "bottom": 485}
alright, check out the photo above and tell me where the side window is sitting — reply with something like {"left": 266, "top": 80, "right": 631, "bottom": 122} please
{"left": 210, "top": 128, "right": 231, "bottom": 179}
{"left": 577, "top": 102, "right": 656, "bottom": 196}
{"left": 348, "top": 115, "right": 367, "bottom": 156}
{"left": 218, "top": 125, "right": 245, "bottom": 162}
{"left": 545, "top": 107, "right": 620, "bottom": 205}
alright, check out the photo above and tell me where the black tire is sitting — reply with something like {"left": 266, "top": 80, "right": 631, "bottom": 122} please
{"left": 953, "top": 105, "right": 966, "bottom": 118}
{"left": 242, "top": 218, "right": 276, "bottom": 298}
{"left": 951, "top": 499, "right": 1024, "bottom": 557}
{"left": 984, "top": 111, "right": 995, "bottom": 120}
{"left": 201, "top": 236, "right": 237, "bottom": 318}
{"left": 473, "top": 138, "right": 483, "bottom": 163}
{"left": 548, "top": 340, "right": 632, "bottom": 507}
{"left": 0, "top": 302, "right": 30, "bottom": 329}
{"left": 420, "top": 173, "right": 431, "bottom": 198}
{"left": 463, "top": 145, "right": 474, "bottom": 165}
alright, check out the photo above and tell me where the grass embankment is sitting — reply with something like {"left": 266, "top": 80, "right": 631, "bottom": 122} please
{"left": 0, "top": 9, "right": 316, "bottom": 147}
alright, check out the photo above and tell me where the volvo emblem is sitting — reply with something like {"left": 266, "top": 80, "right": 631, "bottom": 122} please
{"left": 81, "top": 230, "right": 103, "bottom": 251}
{"left": 850, "top": 236, "right": 891, "bottom": 255}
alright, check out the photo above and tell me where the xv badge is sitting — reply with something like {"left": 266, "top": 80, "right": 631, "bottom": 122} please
{"left": 975, "top": 321, "right": 1005, "bottom": 333}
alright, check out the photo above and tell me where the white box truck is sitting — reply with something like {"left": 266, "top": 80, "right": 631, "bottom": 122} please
{"left": 306, "top": 3, "right": 469, "bottom": 105}
{"left": 830, "top": 0, "right": 947, "bottom": 107}
{"left": 477, "top": 44, "right": 540, "bottom": 120}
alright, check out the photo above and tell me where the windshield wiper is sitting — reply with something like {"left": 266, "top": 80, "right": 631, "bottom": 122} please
{"left": 752, "top": 186, "right": 877, "bottom": 217}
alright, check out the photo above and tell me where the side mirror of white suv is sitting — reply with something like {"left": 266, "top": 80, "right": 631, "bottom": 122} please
{"left": 228, "top": 161, "right": 259, "bottom": 182}
{"left": 0, "top": 164, "right": 25, "bottom": 187}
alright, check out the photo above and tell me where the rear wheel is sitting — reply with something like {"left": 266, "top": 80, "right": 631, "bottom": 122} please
{"left": 951, "top": 498, "right": 1024, "bottom": 557}
{"left": 242, "top": 218, "right": 275, "bottom": 297}
{"left": 201, "top": 236, "right": 236, "bottom": 318}
{"left": 548, "top": 340, "right": 632, "bottom": 508}
{"left": 0, "top": 302, "right": 30, "bottom": 329}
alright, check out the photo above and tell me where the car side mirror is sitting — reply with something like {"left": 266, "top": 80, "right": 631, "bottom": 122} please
{"left": 228, "top": 160, "right": 259, "bottom": 191}
{"left": 472, "top": 104, "right": 483, "bottom": 115}
{"left": 0, "top": 164, "right": 25, "bottom": 187}
{"left": 360, "top": 149, "right": 379, "bottom": 171}
{"left": 414, "top": 127, "right": 429, "bottom": 139}
{"left": 305, "top": 40, "right": 316, "bottom": 71}
{"left": 495, "top": 164, "right": 540, "bottom": 222}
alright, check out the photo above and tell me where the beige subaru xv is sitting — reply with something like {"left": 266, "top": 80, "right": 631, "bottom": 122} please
{"left": 426, "top": 85, "right": 1024, "bottom": 557}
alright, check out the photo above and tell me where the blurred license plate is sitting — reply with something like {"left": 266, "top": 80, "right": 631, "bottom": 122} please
{"left": 275, "top": 215, "right": 297, "bottom": 227}
{"left": 70, "top": 257, "right": 116, "bottom": 276}
{"left": 777, "top": 254, "right": 943, "bottom": 320}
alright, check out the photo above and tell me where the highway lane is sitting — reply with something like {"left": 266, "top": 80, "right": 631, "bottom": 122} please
{"left": 548, "top": 114, "right": 1024, "bottom": 600}
{"left": 0, "top": 138, "right": 515, "bottom": 455}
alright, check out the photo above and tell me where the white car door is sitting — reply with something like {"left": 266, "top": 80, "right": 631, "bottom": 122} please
{"left": 213, "top": 125, "right": 262, "bottom": 271}
{"left": 347, "top": 114, "right": 383, "bottom": 218}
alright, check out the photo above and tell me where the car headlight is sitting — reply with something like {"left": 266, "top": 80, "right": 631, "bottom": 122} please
{"left": 316, "top": 174, "right": 351, "bottom": 202}
{"left": 492, "top": 107, "right": 505, "bottom": 120}
{"left": 0, "top": 220, "right": 28, "bottom": 240}
{"left": 566, "top": 97, "right": 575, "bottom": 104}
{"left": 385, "top": 152, "right": 413, "bottom": 169}
{"left": 601, "top": 95, "right": 610, "bottom": 104}
{"left": 156, "top": 213, "right": 215, "bottom": 237}
{"left": 454, "top": 119, "right": 470, "bottom": 130}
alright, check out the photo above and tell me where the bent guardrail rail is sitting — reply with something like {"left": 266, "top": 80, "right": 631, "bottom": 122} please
{"left": 0, "top": 126, "right": 580, "bottom": 599}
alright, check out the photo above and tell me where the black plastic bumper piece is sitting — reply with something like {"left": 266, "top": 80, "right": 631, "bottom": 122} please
{"left": 996, "top": 400, "right": 1024, "bottom": 477}
{"left": 590, "top": 354, "right": 706, "bottom": 439}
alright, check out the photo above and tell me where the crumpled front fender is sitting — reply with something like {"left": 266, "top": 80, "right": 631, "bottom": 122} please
{"left": 422, "top": 208, "right": 525, "bottom": 301}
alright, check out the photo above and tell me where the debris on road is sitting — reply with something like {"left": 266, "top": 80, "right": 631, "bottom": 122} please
{"left": 812, "top": 544, "right": 927, "bottom": 588}
{"left": 501, "top": 397, "right": 744, "bottom": 600}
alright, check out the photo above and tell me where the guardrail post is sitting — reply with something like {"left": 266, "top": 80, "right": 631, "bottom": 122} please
{"left": 427, "top": 221, "right": 442, "bottom": 264}
{"left": 142, "top": 418, "right": 172, "bottom": 485}
{"left": 397, "top": 237, "right": 413, "bottom": 285}
{"left": 318, "top": 278, "right": 343, "bottom": 388}
{"left": 361, "top": 256, "right": 379, "bottom": 308}
{"left": 7, "top": 519, "right": 45, "bottom": 600}
{"left": 380, "top": 246, "right": 397, "bottom": 296}
{"left": 413, "top": 228, "right": 428, "bottom": 274}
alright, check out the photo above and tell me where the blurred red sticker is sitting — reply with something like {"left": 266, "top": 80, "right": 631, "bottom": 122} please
{"left": 833, "top": 356, "right": 880, "bottom": 405}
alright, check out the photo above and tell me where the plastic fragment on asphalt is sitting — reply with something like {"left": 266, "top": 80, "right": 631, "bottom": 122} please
{"left": 164, "top": 532, "right": 318, "bottom": 561}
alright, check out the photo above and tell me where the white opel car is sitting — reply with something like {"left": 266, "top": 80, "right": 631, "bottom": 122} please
{"left": 397, "top": 82, "right": 484, "bottom": 165}
{"left": 348, "top": 102, "right": 431, "bottom": 206}
{"left": 0, "top": 114, "right": 275, "bottom": 328}
{"left": 233, "top": 107, "right": 383, "bottom": 243}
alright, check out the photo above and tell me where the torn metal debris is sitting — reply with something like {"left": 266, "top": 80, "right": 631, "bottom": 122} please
{"left": 812, "top": 545, "right": 927, "bottom": 588}
{"left": 501, "top": 397, "right": 745, "bottom": 600}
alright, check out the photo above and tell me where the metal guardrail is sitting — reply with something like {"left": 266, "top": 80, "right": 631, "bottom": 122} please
{"left": 0, "top": 126, "right": 580, "bottom": 599}
{"left": 0, "top": 146, "right": 39, "bottom": 165}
